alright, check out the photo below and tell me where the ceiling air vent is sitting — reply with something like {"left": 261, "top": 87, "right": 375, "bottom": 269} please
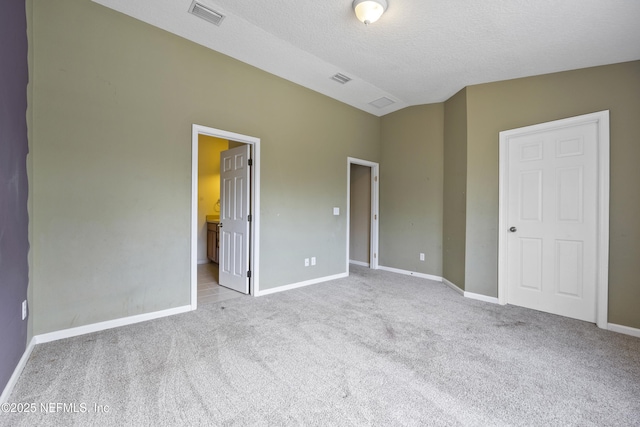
{"left": 189, "top": 1, "right": 225, "bottom": 26}
{"left": 369, "top": 97, "right": 396, "bottom": 109}
{"left": 330, "top": 73, "right": 352, "bottom": 84}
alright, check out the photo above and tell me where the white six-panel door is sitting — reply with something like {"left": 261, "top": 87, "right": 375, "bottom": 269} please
{"left": 219, "top": 144, "right": 250, "bottom": 294}
{"left": 505, "top": 121, "right": 599, "bottom": 322}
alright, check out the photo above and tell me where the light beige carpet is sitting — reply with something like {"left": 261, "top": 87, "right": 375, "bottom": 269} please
{"left": 2, "top": 266, "right": 639, "bottom": 426}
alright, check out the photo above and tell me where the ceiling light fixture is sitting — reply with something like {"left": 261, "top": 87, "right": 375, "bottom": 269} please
{"left": 352, "top": 0, "right": 388, "bottom": 25}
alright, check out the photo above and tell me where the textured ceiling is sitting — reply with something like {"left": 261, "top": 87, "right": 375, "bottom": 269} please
{"left": 92, "top": 0, "right": 640, "bottom": 116}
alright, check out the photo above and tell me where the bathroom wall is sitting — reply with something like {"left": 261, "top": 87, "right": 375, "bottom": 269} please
{"left": 197, "top": 135, "right": 228, "bottom": 263}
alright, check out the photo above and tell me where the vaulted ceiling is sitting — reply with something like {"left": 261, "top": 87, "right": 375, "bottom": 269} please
{"left": 92, "top": 0, "right": 640, "bottom": 116}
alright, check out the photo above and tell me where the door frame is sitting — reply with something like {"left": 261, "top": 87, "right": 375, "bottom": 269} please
{"left": 497, "top": 111, "right": 610, "bottom": 329}
{"left": 346, "top": 157, "right": 380, "bottom": 271}
{"left": 191, "top": 124, "right": 261, "bottom": 308}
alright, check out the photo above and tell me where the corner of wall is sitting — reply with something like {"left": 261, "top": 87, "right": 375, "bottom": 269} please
{"left": 442, "top": 88, "right": 468, "bottom": 290}
{"left": 26, "top": 0, "right": 35, "bottom": 345}
{"left": 379, "top": 104, "right": 445, "bottom": 277}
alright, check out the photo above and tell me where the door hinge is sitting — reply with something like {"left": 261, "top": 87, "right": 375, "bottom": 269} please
{"left": 248, "top": 215, "right": 252, "bottom": 222}
{"left": 248, "top": 159, "right": 253, "bottom": 166}
{"left": 247, "top": 270, "right": 251, "bottom": 278}
{"left": 374, "top": 214, "right": 377, "bottom": 220}
{"left": 374, "top": 176, "right": 378, "bottom": 182}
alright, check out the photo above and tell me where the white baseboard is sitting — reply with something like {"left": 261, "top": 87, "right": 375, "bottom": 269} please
{"left": 442, "top": 278, "right": 499, "bottom": 304}
{"left": 0, "top": 337, "right": 36, "bottom": 404}
{"left": 34, "top": 305, "right": 193, "bottom": 344}
{"left": 256, "top": 272, "right": 349, "bottom": 296}
{"left": 442, "top": 278, "right": 464, "bottom": 295}
{"left": 1, "top": 304, "right": 193, "bottom": 403}
{"left": 464, "top": 291, "right": 499, "bottom": 304}
{"left": 349, "top": 260, "right": 370, "bottom": 267}
{"left": 380, "top": 270, "right": 500, "bottom": 305}
{"left": 197, "top": 259, "right": 210, "bottom": 265}
{"left": 378, "top": 266, "right": 443, "bottom": 282}
{"left": 608, "top": 323, "right": 640, "bottom": 339}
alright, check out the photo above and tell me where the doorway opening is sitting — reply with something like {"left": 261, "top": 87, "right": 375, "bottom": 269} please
{"left": 498, "top": 111, "right": 609, "bottom": 329}
{"left": 191, "top": 125, "right": 261, "bottom": 309}
{"left": 347, "top": 157, "right": 379, "bottom": 272}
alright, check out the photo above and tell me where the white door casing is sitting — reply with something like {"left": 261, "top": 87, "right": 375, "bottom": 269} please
{"left": 498, "top": 111, "right": 609, "bottom": 328}
{"left": 219, "top": 144, "right": 251, "bottom": 294}
{"left": 191, "top": 124, "right": 260, "bottom": 309}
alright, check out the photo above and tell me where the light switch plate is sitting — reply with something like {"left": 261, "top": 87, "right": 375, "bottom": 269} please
{"left": 333, "top": 207, "right": 340, "bottom": 215}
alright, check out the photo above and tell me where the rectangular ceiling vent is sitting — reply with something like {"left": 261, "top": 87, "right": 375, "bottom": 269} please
{"left": 189, "top": 1, "right": 225, "bottom": 26}
{"left": 330, "top": 73, "right": 352, "bottom": 84}
{"left": 369, "top": 97, "right": 396, "bottom": 109}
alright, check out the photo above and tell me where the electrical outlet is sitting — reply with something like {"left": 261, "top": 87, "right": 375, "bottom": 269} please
{"left": 22, "top": 300, "right": 27, "bottom": 320}
{"left": 311, "top": 257, "right": 316, "bottom": 266}
{"left": 420, "top": 253, "right": 425, "bottom": 261}
{"left": 304, "top": 258, "right": 310, "bottom": 267}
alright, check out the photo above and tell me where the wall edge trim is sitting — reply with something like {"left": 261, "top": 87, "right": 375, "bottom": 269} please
{"left": 378, "top": 266, "right": 443, "bottom": 282}
{"left": 442, "top": 277, "right": 464, "bottom": 295}
{"left": 33, "top": 305, "right": 193, "bottom": 344}
{"left": 349, "top": 260, "right": 370, "bottom": 267}
{"left": 608, "top": 323, "right": 640, "bottom": 339}
{"left": 256, "top": 273, "right": 349, "bottom": 296}
{"left": 464, "top": 291, "right": 500, "bottom": 304}
{"left": 0, "top": 337, "right": 36, "bottom": 404}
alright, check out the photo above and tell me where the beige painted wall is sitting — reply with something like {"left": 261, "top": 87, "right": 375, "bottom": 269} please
{"left": 29, "top": 0, "right": 380, "bottom": 335}
{"left": 197, "top": 135, "right": 227, "bottom": 263}
{"left": 378, "top": 62, "right": 640, "bottom": 329}
{"left": 26, "top": 0, "right": 640, "bottom": 335}
{"left": 465, "top": 61, "right": 640, "bottom": 328}
{"left": 442, "top": 88, "right": 467, "bottom": 289}
{"left": 379, "top": 104, "right": 444, "bottom": 275}
{"left": 349, "top": 164, "right": 371, "bottom": 264}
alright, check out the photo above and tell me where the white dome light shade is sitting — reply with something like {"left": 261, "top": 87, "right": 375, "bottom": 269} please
{"left": 352, "top": 0, "right": 388, "bottom": 25}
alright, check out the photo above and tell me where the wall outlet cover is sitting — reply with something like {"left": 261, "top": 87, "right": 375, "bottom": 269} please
{"left": 311, "top": 257, "right": 316, "bottom": 266}
{"left": 304, "top": 258, "right": 310, "bottom": 267}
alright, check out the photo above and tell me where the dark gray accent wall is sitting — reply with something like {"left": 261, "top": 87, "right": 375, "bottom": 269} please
{"left": 0, "top": 0, "right": 30, "bottom": 393}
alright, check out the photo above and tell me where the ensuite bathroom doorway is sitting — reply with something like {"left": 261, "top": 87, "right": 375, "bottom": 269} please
{"left": 191, "top": 124, "right": 262, "bottom": 308}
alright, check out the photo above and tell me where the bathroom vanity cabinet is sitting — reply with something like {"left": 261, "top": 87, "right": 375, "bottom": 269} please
{"left": 207, "top": 221, "right": 220, "bottom": 263}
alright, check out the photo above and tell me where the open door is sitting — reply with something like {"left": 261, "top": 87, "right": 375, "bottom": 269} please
{"left": 347, "top": 157, "right": 379, "bottom": 271}
{"left": 219, "top": 144, "right": 251, "bottom": 294}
